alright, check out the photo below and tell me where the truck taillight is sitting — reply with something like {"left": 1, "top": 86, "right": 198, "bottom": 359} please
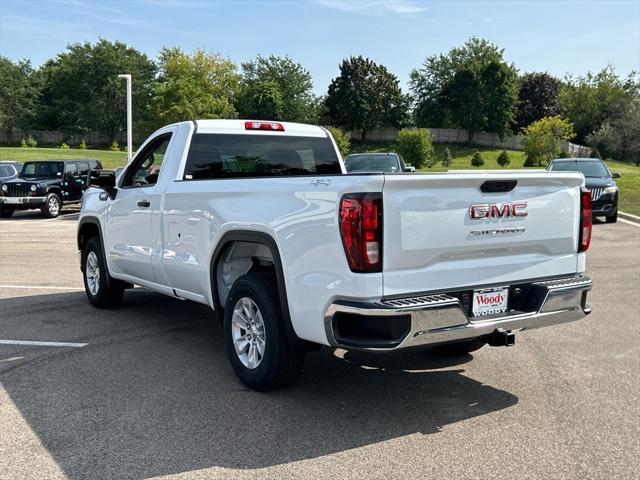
{"left": 339, "top": 193, "right": 382, "bottom": 273}
{"left": 578, "top": 187, "right": 592, "bottom": 252}
{"left": 244, "top": 121, "right": 285, "bottom": 131}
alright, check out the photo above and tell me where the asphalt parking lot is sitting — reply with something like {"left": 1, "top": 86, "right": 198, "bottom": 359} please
{"left": 0, "top": 211, "right": 638, "bottom": 480}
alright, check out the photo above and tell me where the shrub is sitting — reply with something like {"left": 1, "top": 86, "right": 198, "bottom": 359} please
{"left": 110, "top": 141, "right": 120, "bottom": 152}
{"left": 21, "top": 135, "right": 37, "bottom": 148}
{"left": 79, "top": 139, "right": 87, "bottom": 150}
{"left": 442, "top": 147, "right": 452, "bottom": 167}
{"left": 326, "top": 126, "right": 350, "bottom": 157}
{"left": 471, "top": 150, "right": 485, "bottom": 167}
{"left": 395, "top": 128, "right": 434, "bottom": 168}
{"left": 522, "top": 116, "right": 575, "bottom": 167}
{"left": 59, "top": 142, "right": 70, "bottom": 149}
{"left": 497, "top": 150, "right": 510, "bottom": 167}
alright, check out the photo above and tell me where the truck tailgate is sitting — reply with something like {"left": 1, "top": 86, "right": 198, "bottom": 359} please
{"left": 382, "top": 170, "right": 584, "bottom": 296}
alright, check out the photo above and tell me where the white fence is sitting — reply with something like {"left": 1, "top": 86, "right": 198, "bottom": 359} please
{"left": 350, "top": 127, "right": 591, "bottom": 156}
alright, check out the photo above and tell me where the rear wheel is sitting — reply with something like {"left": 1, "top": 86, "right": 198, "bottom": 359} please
{"left": 223, "top": 272, "right": 304, "bottom": 391}
{"left": 0, "top": 207, "right": 14, "bottom": 218}
{"left": 432, "top": 338, "right": 486, "bottom": 355}
{"left": 41, "top": 193, "right": 61, "bottom": 218}
{"left": 82, "top": 237, "right": 124, "bottom": 308}
{"left": 606, "top": 211, "right": 617, "bottom": 223}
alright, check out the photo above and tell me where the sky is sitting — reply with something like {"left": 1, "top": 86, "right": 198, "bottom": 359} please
{"left": 1, "top": 0, "right": 638, "bottom": 94}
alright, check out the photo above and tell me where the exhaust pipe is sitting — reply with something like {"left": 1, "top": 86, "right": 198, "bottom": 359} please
{"left": 485, "top": 329, "right": 515, "bottom": 347}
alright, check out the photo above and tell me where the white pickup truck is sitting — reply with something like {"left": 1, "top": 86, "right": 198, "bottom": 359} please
{"left": 78, "top": 120, "right": 593, "bottom": 390}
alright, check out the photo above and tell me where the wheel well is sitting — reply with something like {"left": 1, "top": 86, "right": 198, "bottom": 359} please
{"left": 210, "top": 233, "right": 309, "bottom": 351}
{"left": 215, "top": 241, "right": 275, "bottom": 307}
{"left": 78, "top": 222, "right": 100, "bottom": 252}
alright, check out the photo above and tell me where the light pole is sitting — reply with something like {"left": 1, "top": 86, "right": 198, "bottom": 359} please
{"left": 117, "top": 74, "right": 132, "bottom": 162}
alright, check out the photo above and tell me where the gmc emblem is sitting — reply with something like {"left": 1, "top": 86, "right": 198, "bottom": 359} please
{"left": 470, "top": 202, "right": 528, "bottom": 219}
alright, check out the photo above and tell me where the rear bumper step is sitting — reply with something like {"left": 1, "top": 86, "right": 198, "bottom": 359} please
{"left": 324, "top": 275, "right": 592, "bottom": 350}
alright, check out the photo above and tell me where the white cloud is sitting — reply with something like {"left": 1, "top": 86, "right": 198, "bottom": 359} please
{"left": 316, "top": 0, "right": 427, "bottom": 15}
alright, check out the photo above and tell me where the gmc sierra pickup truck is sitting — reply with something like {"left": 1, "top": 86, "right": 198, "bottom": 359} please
{"left": 78, "top": 120, "right": 593, "bottom": 390}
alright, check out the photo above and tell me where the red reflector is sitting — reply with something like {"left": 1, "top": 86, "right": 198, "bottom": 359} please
{"left": 578, "top": 187, "right": 592, "bottom": 252}
{"left": 244, "top": 121, "right": 285, "bottom": 131}
{"left": 339, "top": 193, "right": 382, "bottom": 273}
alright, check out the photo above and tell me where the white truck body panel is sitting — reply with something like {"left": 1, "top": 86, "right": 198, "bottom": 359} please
{"left": 79, "top": 120, "right": 590, "bottom": 349}
{"left": 381, "top": 171, "right": 585, "bottom": 296}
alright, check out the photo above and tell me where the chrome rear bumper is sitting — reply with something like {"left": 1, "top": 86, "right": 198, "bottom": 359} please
{"left": 324, "top": 276, "right": 592, "bottom": 351}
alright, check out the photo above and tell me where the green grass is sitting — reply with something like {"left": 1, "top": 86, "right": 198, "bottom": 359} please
{"left": 350, "top": 142, "right": 640, "bottom": 215}
{"left": 0, "top": 147, "right": 127, "bottom": 170}
{"left": 604, "top": 159, "right": 640, "bottom": 216}
{"left": 2, "top": 145, "right": 639, "bottom": 215}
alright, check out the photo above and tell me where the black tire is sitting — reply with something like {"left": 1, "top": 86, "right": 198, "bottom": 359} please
{"left": 223, "top": 272, "right": 304, "bottom": 391}
{"left": 82, "top": 237, "right": 124, "bottom": 308}
{"left": 606, "top": 211, "right": 617, "bottom": 223}
{"left": 41, "top": 193, "right": 61, "bottom": 218}
{"left": 432, "top": 338, "right": 486, "bottom": 355}
{"left": 0, "top": 207, "right": 14, "bottom": 218}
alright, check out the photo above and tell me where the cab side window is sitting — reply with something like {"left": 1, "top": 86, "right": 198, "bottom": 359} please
{"left": 78, "top": 162, "right": 90, "bottom": 176}
{"left": 122, "top": 133, "right": 172, "bottom": 187}
{"left": 65, "top": 162, "right": 78, "bottom": 176}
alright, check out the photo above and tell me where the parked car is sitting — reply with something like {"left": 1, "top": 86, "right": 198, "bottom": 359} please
{"left": 0, "top": 159, "right": 102, "bottom": 218}
{"left": 548, "top": 158, "right": 620, "bottom": 223}
{"left": 0, "top": 161, "right": 22, "bottom": 181}
{"left": 344, "top": 152, "right": 415, "bottom": 173}
{"left": 78, "top": 119, "right": 593, "bottom": 390}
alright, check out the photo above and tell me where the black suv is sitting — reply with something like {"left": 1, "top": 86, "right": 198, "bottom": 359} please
{"left": 0, "top": 159, "right": 102, "bottom": 218}
{"left": 548, "top": 158, "right": 620, "bottom": 223}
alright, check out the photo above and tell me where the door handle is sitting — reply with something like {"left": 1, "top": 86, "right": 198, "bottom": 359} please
{"left": 137, "top": 200, "right": 151, "bottom": 208}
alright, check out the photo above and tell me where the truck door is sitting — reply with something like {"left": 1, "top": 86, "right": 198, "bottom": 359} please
{"left": 105, "top": 132, "right": 174, "bottom": 284}
{"left": 64, "top": 162, "right": 83, "bottom": 201}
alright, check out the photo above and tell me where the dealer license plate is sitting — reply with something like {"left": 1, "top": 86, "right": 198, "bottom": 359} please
{"left": 472, "top": 288, "right": 509, "bottom": 317}
{"left": 3, "top": 198, "right": 23, "bottom": 204}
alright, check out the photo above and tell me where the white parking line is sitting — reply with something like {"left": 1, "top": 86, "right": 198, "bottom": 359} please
{"left": 0, "top": 285, "right": 83, "bottom": 290}
{"left": 0, "top": 340, "right": 87, "bottom": 348}
{"left": 0, "top": 356, "right": 24, "bottom": 363}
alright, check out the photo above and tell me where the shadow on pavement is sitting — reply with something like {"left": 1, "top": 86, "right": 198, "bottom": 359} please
{"left": 0, "top": 290, "right": 518, "bottom": 479}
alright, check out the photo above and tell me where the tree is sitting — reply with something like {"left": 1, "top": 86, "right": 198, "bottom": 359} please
{"left": 471, "top": 150, "right": 485, "bottom": 167}
{"left": 587, "top": 98, "right": 640, "bottom": 164}
{"left": 497, "top": 150, "right": 510, "bottom": 167}
{"left": 325, "top": 126, "right": 350, "bottom": 157}
{"left": 560, "top": 66, "right": 637, "bottom": 143}
{"left": 237, "top": 55, "right": 316, "bottom": 123}
{"left": 410, "top": 37, "right": 518, "bottom": 142}
{"left": 516, "top": 72, "right": 564, "bottom": 130}
{"left": 0, "top": 57, "right": 40, "bottom": 143}
{"left": 442, "top": 146, "right": 452, "bottom": 167}
{"left": 38, "top": 39, "right": 156, "bottom": 141}
{"left": 522, "top": 116, "right": 575, "bottom": 167}
{"left": 395, "top": 128, "right": 434, "bottom": 168}
{"left": 148, "top": 47, "right": 240, "bottom": 131}
{"left": 325, "top": 56, "right": 409, "bottom": 143}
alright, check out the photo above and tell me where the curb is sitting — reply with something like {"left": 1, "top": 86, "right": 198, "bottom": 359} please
{"left": 619, "top": 211, "right": 640, "bottom": 224}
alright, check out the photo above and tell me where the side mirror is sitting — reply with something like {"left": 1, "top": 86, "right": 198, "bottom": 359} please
{"left": 612, "top": 172, "right": 621, "bottom": 178}
{"left": 86, "top": 170, "right": 117, "bottom": 199}
{"left": 404, "top": 166, "right": 416, "bottom": 172}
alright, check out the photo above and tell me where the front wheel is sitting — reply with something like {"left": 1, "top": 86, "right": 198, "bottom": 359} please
{"left": 606, "top": 211, "right": 617, "bottom": 223}
{"left": 223, "top": 272, "right": 304, "bottom": 391}
{"left": 0, "top": 207, "right": 14, "bottom": 218}
{"left": 41, "top": 193, "right": 61, "bottom": 218}
{"left": 82, "top": 237, "right": 124, "bottom": 308}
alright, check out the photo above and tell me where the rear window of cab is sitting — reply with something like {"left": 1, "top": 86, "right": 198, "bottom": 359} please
{"left": 183, "top": 133, "right": 341, "bottom": 180}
